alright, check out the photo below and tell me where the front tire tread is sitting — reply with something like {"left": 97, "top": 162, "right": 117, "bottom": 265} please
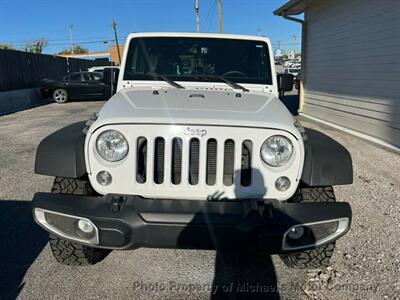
{"left": 49, "top": 235, "right": 110, "bottom": 266}
{"left": 49, "top": 177, "right": 110, "bottom": 266}
{"left": 280, "top": 186, "right": 337, "bottom": 269}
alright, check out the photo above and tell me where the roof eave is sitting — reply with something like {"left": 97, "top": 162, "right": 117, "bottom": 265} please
{"left": 273, "top": 0, "right": 305, "bottom": 16}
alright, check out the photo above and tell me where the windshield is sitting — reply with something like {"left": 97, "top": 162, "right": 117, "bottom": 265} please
{"left": 124, "top": 37, "right": 272, "bottom": 85}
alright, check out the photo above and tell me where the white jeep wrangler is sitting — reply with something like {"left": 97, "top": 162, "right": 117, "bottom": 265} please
{"left": 33, "top": 32, "right": 352, "bottom": 268}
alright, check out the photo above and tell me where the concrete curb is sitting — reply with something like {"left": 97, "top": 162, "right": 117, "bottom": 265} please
{"left": 0, "top": 87, "right": 52, "bottom": 116}
{"left": 300, "top": 112, "right": 400, "bottom": 153}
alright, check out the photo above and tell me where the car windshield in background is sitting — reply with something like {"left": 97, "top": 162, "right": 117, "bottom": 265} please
{"left": 124, "top": 37, "right": 272, "bottom": 85}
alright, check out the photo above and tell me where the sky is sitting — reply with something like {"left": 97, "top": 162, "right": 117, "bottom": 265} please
{"left": 0, "top": 0, "right": 302, "bottom": 55}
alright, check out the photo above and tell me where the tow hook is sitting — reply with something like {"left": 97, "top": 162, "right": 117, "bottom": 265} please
{"left": 110, "top": 196, "right": 127, "bottom": 213}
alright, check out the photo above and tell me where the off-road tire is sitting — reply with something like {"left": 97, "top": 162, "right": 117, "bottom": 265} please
{"left": 49, "top": 234, "right": 110, "bottom": 266}
{"left": 51, "top": 177, "right": 94, "bottom": 195}
{"left": 280, "top": 186, "right": 336, "bottom": 269}
{"left": 49, "top": 176, "right": 111, "bottom": 266}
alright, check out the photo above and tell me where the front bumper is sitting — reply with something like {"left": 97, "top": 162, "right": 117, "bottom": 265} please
{"left": 32, "top": 193, "right": 352, "bottom": 253}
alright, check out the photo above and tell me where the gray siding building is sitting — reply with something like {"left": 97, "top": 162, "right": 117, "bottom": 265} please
{"left": 275, "top": 0, "right": 400, "bottom": 150}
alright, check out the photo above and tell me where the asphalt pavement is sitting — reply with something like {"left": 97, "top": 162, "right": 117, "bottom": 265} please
{"left": 0, "top": 98, "right": 399, "bottom": 299}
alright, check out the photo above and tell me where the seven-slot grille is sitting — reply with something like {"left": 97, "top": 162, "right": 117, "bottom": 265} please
{"left": 135, "top": 136, "right": 253, "bottom": 187}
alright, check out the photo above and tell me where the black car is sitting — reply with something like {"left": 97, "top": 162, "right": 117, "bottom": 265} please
{"left": 41, "top": 71, "right": 115, "bottom": 103}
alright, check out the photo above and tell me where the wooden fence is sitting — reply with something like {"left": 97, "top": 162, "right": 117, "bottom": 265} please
{"left": 0, "top": 49, "right": 105, "bottom": 92}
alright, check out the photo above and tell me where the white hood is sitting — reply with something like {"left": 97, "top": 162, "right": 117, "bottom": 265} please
{"left": 91, "top": 87, "right": 300, "bottom": 138}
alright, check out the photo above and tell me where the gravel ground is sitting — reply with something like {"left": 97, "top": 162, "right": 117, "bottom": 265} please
{"left": 0, "top": 100, "right": 399, "bottom": 300}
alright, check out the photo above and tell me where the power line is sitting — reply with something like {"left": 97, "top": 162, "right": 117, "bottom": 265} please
{"left": 207, "top": 0, "right": 217, "bottom": 32}
{"left": 3, "top": 38, "right": 298, "bottom": 48}
{"left": 0, "top": 36, "right": 114, "bottom": 44}
{"left": 203, "top": 0, "right": 215, "bottom": 29}
{"left": 8, "top": 39, "right": 115, "bottom": 48}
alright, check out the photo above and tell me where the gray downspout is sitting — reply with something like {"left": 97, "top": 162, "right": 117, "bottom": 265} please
{"left": 282, "top": 15, "right": 306, "bottom": 113}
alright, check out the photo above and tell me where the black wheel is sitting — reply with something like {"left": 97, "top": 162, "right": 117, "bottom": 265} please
{"left": 49, "top": 176, "right": 111, "bottom": 266}
{"left": 53, "top": 88, "right": 68, "bottom": 103}
{"left": 280, "top": 186, "right": 336, "bottom": 269}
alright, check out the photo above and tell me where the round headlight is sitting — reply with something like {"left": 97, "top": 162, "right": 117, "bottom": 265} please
{"left": 261, "top": 135, "right": 293, "bottom": 167}
{"left": 96, "top": 130, "right": 128, "bottom": 162}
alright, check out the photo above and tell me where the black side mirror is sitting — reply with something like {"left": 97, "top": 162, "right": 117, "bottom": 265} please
{"left": 295, "top": 75, "right": 300, "bottom": 91}
{"left": 277, "top": 73, "right": 294, "bottom": 92}
{"left": 277, "top": 73, "right": 294, "bottom": 99}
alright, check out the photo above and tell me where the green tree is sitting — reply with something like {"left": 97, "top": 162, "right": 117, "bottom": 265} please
{"left": 57, "top": 45, "right": 89, "bottom": 55}
{"left": 24, "top": 38, "right": 48, "bottom": 54}
{"left": 0, "top": 44, "right": 15, "bottom": 50}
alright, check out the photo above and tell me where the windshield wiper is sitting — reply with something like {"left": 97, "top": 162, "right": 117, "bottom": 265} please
{"left": 146, "top": 72, "right": 185, "bottom": 89}
{"left": 195, "top": 74, "right": 249, "bottom": 92}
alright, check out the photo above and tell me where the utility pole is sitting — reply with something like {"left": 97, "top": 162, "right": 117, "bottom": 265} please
{"left": 112, "top": 20, "right": 122, "bottom": 65}
{"left": 293, "top": 34, "right": 297, "bottom": 54}
{"left": 218, "top": 0, "right": 223, "bottom": 33}
{"left": 277, "top": 40, "right": 281, "bottom": 50}
{"left": 68, "top": 25, "right": 74, "bottom": 54}
{"left": 195, "top": 0, "right": 200, "bottom": 32}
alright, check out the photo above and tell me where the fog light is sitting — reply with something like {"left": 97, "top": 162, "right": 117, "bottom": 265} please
{"left": 77, "top": 219, "right": 94, "bottom": 233}
{"left": 97, "top": 171, "right": 112, "bottom": 186}
{"left": 282, "top": 218, "right": 350, "bottom": 251}
{"left": 287, "top": 226, "right": 305, "bottom": 240}
{"left": 275, "top": 176, "right": 291, "bottom": 191}
{"left": 33, "top": 208, "right": 99, "bottom": 245}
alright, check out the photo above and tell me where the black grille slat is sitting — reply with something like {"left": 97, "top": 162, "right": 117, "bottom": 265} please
{"left": 223, "top": 139, "right": 235, "bottom": 186}
{"left": 241, "top": 140, "right": 252, "bottom": 186}
{"left": 136, "top": 134, "right": 254, "bottom": 188}
{"left": 171, "top": 138, "right": 182, "bottom": 185}
{"left": 136, "top": 137, "right": 147, "bottom": 183}
{"left": 189, "top": 138, "right": 200, "bottom": 185}
{"left": 206, "top": 139, "right": 217, "bottom": 186}
{"left": 153, "top": 137, "right": 165, "bottom": 184}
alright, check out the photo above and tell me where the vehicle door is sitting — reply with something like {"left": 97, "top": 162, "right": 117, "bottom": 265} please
{"left": 82, "top": 73, "right": 106, "bottom": 99}
{"left": 64, "top": 74, "right": 87, "bottom": 98}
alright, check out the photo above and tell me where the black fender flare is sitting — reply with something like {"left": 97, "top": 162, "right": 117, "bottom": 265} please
{"left": 301, "top": 128, "right": 353, "bottom": 186}
{"left": 35, "top": 122, "right": 87, "bottom": 178}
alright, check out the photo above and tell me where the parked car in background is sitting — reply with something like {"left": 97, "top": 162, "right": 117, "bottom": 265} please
{"left": 41, "top": 71, "right": 115, "bottom": 103}
{"left": 284, "top": 67, "right": 301, "bottom": 77}
{"left": 283, "top": 60, "right": 301, "bottom": 68}
{"left": 283, "top": 60, "right": 295, "bottom": 67}
{"left": 291, "top": 63, "right": 301, "bottom": 69}
{"left": 87, "top": 65, "right": 120, "bottom": 74}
